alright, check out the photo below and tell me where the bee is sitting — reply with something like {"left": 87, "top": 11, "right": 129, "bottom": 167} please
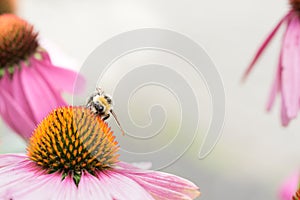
{"left": 86, "top": 88, "right": 125, "bottom": 135}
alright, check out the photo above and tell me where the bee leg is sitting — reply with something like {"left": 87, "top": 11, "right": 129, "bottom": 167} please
{"left": 86, "top": 96, "right": 93, "bottom": 106}
{"left": 102, "top": 114, "right": 110, "bottom": 121}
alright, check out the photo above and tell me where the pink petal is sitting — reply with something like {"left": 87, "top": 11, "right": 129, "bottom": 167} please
{"left": 0, "top": 154, "right": 27, "bottom": 167}
{"left": 0, "top": 155, "right": 164, "bottom": 200}
{"left": 116, "top": 162, "right": 200, "bottom": 200}
{"left": 77, "top": 172, "right": 111, "bottom": 199}
{"left": 20, "top": 62, "right": 66, "bottom": 124}
{"left": 0, "top": 154, "right": 65, "bottom": 200}
{"left": 11, "top": 68, "right": 35, "bottom": 120}
{"left": 242, "top": 11, "right": 291, "bottom": 81}
{"left": 266, "top": 51, "right": 282, "bottom": 111}
{"left": 0, "top": 74, "right": 21, "bottom": 134}
{"left": 281, "top": 96, "right": 291, "bottom": 126}
{"left": 0, "top": 154, "right": 199, "bottom": 199}
{"left": 279, "top": 171, "right": 300, "bottom": 200}
{"left": 0, "top": 71, "right": 13, "bottom": 96}
{"left": 95, "top": 171, "right": 155, "bottom": 200}
{"left": 52, "top": 177, "right": 78, "bottom": 200}
{"left": 0, "top": 89, "right": 36, "bottom": 139}
{"left": 280, "top": 15, "right": 300, "bottom": 118}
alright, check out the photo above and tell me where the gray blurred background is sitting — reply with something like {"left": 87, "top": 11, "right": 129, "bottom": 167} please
{"left": 1, "top": 0, "right": 299, "bottom": 199}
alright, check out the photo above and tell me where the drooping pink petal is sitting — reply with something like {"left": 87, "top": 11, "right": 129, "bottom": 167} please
{"left": 0, "top": 70, "right": 13, "bottom": 96}
{"left": 279, "top": 171, "right": 299, "bottom": 200}
{"left": 0, "top": 57, "right": 81, "bottom": 139}
{"left": 0, "top": 72, "right": 19, "bottom": 133}
{"left": 280, "top": 15, "right": 300, "bottom": 119}
{"left": 266, "top": 52, "right": 282, "bottom": 111}
{"left": 35, "top": 52, "right": 85, "bottom": 94}
{"left": 20, "top": 62, "right": 66, "bottom": 124}
{"left": 242, "top": 11, "right": 292, "bottom": 81}
{"left": 0, "top": 89, "right": 36, "bottom": 139}
{"left": 10, "top": 67, "right": 35, "bottom": 120}
{"left": 281, "top": 96, "right": 291, "bottom": 126}
{"left": 116, "top": 162, "right": 200, "bottom": 200}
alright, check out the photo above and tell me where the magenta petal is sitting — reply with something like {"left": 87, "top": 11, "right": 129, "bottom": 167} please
{"left": 266, "top": 56, "right": 282, "bottom": 111}
{"left": 78, "top": 172, "right": 118, "bottom": 199}
{"left": 281, "top": 96, "right": 291, "bottom": 126}
{"left": 10, "top": 68, "right": 35, "bottom": 120}
{"left": 0, "top": 94, "right": 18, "bottom": 134}
{"left": 0, "top": 155, "right": 64, "bottom": 200}
{"left": 0, "top": 155, "right": 199, "bottom": 199}
{"left": 280, "top": 15, "right": 300, "bottom": 118}
{"left": 279, "top": 171, "right": 300, "bottom": 200}
{"left": 0, "top": 154, "right": 26, "bottom": 167}
{"left": 0, "top": 89, "right": 36, "bottom": 139}
{"left": 0, "top": 88, "right": 36, "bottom": 139}
{"left": 35, "top": 60, "right": 85, "bottom": 94}
{"left": 77, "top": 172, "right": 111, "bottom": 199}
{"left": 116, "top": 162, "right": 200, "bottom": 200}
{"left": 20, "top": 63, "right": 66, "bottom": 123}
{"left": 52, "top": 177, "right": 78, "bottom": 200}
{"left": 0, "top": 72, "right": 13, "bottom": 96}
{"left": 243, "top": 11, "right": 291, "bottom": 80}
{"left": 96, "top": 171, "right": 155, "bottom": 200}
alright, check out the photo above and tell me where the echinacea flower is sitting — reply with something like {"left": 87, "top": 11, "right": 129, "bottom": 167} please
{"left": 243, "top": 0, "right": 300, "bottom": 126}
{"left": 279, "top": 171, "right": 299, "bottom": 200}
{"left": 0, "top": 106, "right": 200, "bottom": 200}
{"left": 0, "top": 0, "right": 16, "bottom": 15}
{"left": 0, "top": 14, "right": 84, "bottom": 140}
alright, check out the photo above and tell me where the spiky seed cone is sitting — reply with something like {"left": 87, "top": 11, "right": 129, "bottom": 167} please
{"left": 0, "top": 14, "right": 38, "bottom": 69}
{"left": 27, "top": 106, "right": 120, "bottom": 185}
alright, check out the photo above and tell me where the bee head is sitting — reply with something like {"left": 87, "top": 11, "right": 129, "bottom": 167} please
{"left": 86, "top": 88, "right": 125, "bottom": 135}
{"left": 93, "top": 94, "right": 112, "bottom": 114}
{"left": 86, "top": 88, "right": 113, "bottom": 117}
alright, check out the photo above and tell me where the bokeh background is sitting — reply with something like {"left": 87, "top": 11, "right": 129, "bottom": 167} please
{"left": 1, "top": 0, "right": 299, "bottom": 199}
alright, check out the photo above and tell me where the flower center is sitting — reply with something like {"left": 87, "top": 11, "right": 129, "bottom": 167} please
{"left": 27, "top": 106, "right": 119, "bottom": 185}
{"left": 290, "top": 0, "right": 300, "bottom": 13}
{"left": 0, "top": 0, "right": 16, "bottom": 14}
{"left": 0, "top": 14, "right": 38, "bottom": 69}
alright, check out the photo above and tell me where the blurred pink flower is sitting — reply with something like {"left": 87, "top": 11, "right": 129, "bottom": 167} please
{"left": 279, "top": 171, "right": 299, "bottom": 200}
{"left": 0, "top": 106, "right": 200, "bottom": 200}
{"left": 0, "top": 14, "right": 84, "bottom": 140}
{"left": 243, "top": 1, "right": 300, "bottom": 126}
{"left": 0, "top": 0, "right": 16, "bottom": 15}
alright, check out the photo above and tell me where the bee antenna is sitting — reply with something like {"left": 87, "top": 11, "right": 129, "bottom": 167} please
{"left": 96, "top": 87, "right": 104, "bottom": 95}
{"left": 110, "top": 110, "right": 125, "bottom": 136}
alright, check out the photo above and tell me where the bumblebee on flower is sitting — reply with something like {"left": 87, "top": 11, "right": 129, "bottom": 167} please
{"left": 0, "top": 10, "right": 199, "bottom": 200}
{"left": 0, "top": 105, "right": 200, "bottom": 199}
